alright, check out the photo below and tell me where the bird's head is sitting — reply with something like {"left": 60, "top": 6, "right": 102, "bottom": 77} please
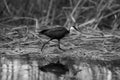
{"left": 67, "top": 23, "right": 79, "bottom": 31}
{"left": 68, "top": 24, "right": 79, "bottom": 33}
{"left": 66, "top": 24, "right": 80, "bottom": 37}
{"left": 70, "top": 25, "right": 79, "bottom": 31}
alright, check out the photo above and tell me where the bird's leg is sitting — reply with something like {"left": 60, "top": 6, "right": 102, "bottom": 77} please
{"left": 41, "top": 39, "right": 52, "bottom": 51}
{"left": 58, "top": 40, "right": 65, "bottom": 51}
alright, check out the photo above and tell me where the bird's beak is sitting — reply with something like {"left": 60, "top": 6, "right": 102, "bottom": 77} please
{"left": 72, "top": 26, "right": 79, "bottom": 31}
{"left": 70, "top": 26, "right": 79, "bottom": 35}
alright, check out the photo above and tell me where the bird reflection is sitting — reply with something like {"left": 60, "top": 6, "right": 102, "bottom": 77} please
{"left": 39, "top": 61, "right": 69, "bottom": 76}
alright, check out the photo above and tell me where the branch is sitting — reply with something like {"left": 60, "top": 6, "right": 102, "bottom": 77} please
{"left": 70, "top": 0, "right": 83, "bottom": 22}
{"left": 1, "top": 16, "right": 37, "bottom": 24}
{"left": 64, "top": 0, "right": 83, "bottom": 26}
{"left": 3, "top": 0, "right": 13, "bottom": 16}
{"left": 45, "top": 0, "right": 54, "bottom": 25}
{"left": 69, "top": 0, "right": 73, "bottom": 8}
{"left": 35, "top": 19, "right": 39, "bottom": 33}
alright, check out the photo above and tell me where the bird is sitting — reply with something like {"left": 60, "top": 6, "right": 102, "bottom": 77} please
{"left": 39, "top": 25, "right": 79, "bottom": 51}
{"left": 39, "top": 60, "right": 69, "bottom": 76}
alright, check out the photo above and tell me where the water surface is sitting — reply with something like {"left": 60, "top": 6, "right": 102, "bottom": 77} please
{"left": 0, "top": 54, "right": 120, "bottom": 80}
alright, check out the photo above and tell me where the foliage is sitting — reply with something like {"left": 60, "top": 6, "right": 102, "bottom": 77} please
{"left": 0, "top": 0, "right": 120, "bottom": 61}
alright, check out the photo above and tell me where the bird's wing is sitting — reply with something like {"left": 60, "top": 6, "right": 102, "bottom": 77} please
{"left": 46, "top": 27, "right": 67, "bottom": 33}
{"left": 39, "top": 29, "right": 49, "bottom": 34}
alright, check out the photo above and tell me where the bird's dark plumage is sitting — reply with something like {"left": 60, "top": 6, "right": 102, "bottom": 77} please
{"left": 39, "top": 27, "right": 69, "bottom": 39}
{"left": 39, "top": 26, "right": 78, "bottom": 51}
{"left": 39, "top": 61, "right": 69, "bottom": 76}
{"left": 40, "top": 29, "right": 49, "bottom": 34}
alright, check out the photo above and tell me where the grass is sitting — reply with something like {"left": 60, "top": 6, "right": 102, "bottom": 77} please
{"left": 0, "top": 0, "right": 120, "bottom": 62}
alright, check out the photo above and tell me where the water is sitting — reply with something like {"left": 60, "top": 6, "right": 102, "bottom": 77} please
{"left": 0, "top": 54, "right": 120, "bottom": 80}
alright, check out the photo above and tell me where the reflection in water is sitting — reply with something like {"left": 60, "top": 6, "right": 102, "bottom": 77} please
{"left": 39, "top": 60, "right": 69, "bottom": 77}
{"left": 0, "top": 55, "right": 120, "bottom": 80}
